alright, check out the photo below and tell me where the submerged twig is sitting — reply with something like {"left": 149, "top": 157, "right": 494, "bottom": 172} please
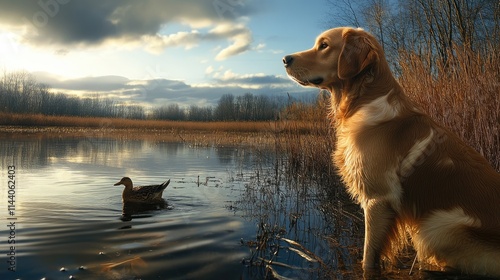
{"left": 409, "top": 254, "right": 418, "bottom": 275}
{"left": 101, "top": 256, "right": 147, "bottom": 272}
{"left": 281, "top": 237, "right": 326, "bottom": 266}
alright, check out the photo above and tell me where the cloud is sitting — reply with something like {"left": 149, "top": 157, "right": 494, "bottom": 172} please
{"left": 32, "top": 70, "right": 316, "bottom": 108}
{"left": 205, "top": 66, "right": 215, "bottom": 75}
{"left": 0, "top": 0, "right": 256, "bottom": 59}
{"left": 209, "top": 69, "right": 291, "bottom": 89}
{"left": 143, "top": 23, "right": 252, "bottom": 59}
{"left": 142, "top": 30, "right": 202, "bottom": 54}
{"left": 214, "top": 26, "right": 252, "bottom": 60}
{"left": 204, "top": 23, "right": 252, "bottom": 60}
{"left": 34, "top": 72, "right": 130, "bottom": 92}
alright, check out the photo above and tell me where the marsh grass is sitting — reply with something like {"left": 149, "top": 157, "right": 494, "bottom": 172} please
{"left": 0, "top": 113, "right": 327, "bottom": 149}
{"left": 0, "top": 113, "right": 272, "bottom": 132}
{"left": 399, "top": 46, "right": 500, "bottom": 170}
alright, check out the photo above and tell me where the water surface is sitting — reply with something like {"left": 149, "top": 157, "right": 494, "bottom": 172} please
{"left": 1, "top": 133, "right": 361, "bottom": 280}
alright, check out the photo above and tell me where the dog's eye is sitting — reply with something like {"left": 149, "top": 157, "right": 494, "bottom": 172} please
{"left": 319, "top": 42, "right": 328, "bottom": 50}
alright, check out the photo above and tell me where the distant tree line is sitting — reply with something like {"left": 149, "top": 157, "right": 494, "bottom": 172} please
{"left": 0, "top": 71, "right": 146, "bottom": 119}
{"left": 213, "top": 93, "right": 278, "bottom": 121}
{"left": 151, "top": 93, "right": 282, "bottom": 121}
{"left": 0, "top": 71, "right": 315, "bottom": 121}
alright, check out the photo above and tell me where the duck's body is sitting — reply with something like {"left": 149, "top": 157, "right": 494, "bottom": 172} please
{"left": 114, "top": 177, "right": 170, "bottom": 203}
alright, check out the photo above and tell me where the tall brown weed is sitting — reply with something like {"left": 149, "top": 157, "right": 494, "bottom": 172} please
{"left": 399, "top": 46, "right": 500, "bottom": 170}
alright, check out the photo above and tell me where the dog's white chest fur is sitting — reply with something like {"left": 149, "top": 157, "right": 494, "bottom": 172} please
{"left": 334, "top": 94, "right": 404, "bottom": 208}
{"left": 335, "top": 131, "right": 368, "bottom": 202}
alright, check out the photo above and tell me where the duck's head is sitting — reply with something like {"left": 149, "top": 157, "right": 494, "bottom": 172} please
{"left": 114, "top": 177, "right": 133, "bottom": 187}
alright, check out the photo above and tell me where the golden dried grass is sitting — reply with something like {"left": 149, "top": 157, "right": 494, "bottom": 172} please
{"left": 399, "top": 46, "right": 500, "bottom": 170}
{"left": 0, "top": 113, "right": 271, "bottom": 132}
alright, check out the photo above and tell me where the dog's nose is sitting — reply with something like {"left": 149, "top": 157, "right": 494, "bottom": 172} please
{"left": 283, "top": 55, "right": 294, "bottom": 67}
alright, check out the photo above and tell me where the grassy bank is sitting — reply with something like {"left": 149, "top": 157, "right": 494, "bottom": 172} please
{"left": 0, "top": 112, "right": 326, "bottom": 147}
{"left": 0, "top": 112, "right": 323, "bottom": 134}
{"left": 0, "top": 113, "right": 273, "bottom": 132}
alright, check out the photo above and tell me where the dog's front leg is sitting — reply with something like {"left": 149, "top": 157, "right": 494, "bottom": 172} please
{"left": 362, "top": 198, "right": 397, "bottom": 273}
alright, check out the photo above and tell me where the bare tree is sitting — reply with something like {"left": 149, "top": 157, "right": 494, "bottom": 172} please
{"left": 214, "top": 94, "right": 236, "bottom": 121}
{"left": 325, "top": 0, "right": 499, "bottom": 70}
{"left": 188, "top": 105, "right": 213, "bottom": 121}
{"left": 153, "top": 104, "right": 186, "bottom": 120}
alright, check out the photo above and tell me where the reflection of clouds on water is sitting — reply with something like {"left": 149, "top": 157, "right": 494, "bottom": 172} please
{"left": 0, "top": 135, "right": 257, "bottom": 279}
{"left": 0, "top": 136, "right": 259, "bottom": 172}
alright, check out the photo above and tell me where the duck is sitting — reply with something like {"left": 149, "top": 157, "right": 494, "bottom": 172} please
{"left": 114, "top": 177, "right": 170, "bottom": 203}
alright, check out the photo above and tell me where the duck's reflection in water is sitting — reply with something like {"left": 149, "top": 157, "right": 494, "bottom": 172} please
{"left": 120, "top": 199, "right": 169, "bottom": 222}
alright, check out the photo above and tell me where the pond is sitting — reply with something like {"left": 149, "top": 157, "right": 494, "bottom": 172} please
{"left": 0, "top": 133, "right": 365, "bottom": 280}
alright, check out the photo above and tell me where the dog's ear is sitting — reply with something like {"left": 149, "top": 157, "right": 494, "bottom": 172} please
{"left": 338, "top": 29, "right": 379, "bottom": 80}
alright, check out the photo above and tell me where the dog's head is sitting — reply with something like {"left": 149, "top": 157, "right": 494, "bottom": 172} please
{"left": 283, "top": 27, "right": 381, "bottom": 90}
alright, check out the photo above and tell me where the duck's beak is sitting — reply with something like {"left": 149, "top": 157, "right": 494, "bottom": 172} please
{"left": 114, "top": 181, "right": 122, "bottom": 186}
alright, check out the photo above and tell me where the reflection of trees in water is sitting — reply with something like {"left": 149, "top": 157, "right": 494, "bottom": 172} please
{"left": 0, "top": 138, "right": 49, "bottom": 168}
{"left": 215, "top": 146, "right": 237, "bottom": 165}
{"left": 0, "top": 137, "right": 148, "bottom": 168}
{"left": 154, "top": 141, "right": 182, "bottom": 156}
{"left": 237, "top": 152, "right": 366, "bottom": 279}
{"left": 215, "top": 145, "right": 264, "bottom": 166}
{"left": 0, "top": 135, "right": 263, "bottom": 171}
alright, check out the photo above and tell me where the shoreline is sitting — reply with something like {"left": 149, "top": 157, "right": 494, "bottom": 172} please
{"left": 0, "top": 125, "right": 286, "bottom": 148}
{"left": 0, "top": 112, "right": 277, "bottom": 132}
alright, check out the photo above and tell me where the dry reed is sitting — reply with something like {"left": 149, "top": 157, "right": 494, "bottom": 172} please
{"left": 399, "top": 46, "right": 500, "bottom": 170}
{"left": 0, "top": 113, "right": 272, "bottom": 132}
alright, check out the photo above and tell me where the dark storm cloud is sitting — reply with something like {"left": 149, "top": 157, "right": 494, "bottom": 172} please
{"left": 0, "top": 0, "right": 255, "bottom": 46}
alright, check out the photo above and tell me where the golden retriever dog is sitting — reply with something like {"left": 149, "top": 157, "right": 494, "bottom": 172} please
{"left": 283, "top": 27, "right": 500, "bottom": 277}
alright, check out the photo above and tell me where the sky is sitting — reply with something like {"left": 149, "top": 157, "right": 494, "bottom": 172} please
{"left": 0, "top": 0, "right": 336, "bottom": 108}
